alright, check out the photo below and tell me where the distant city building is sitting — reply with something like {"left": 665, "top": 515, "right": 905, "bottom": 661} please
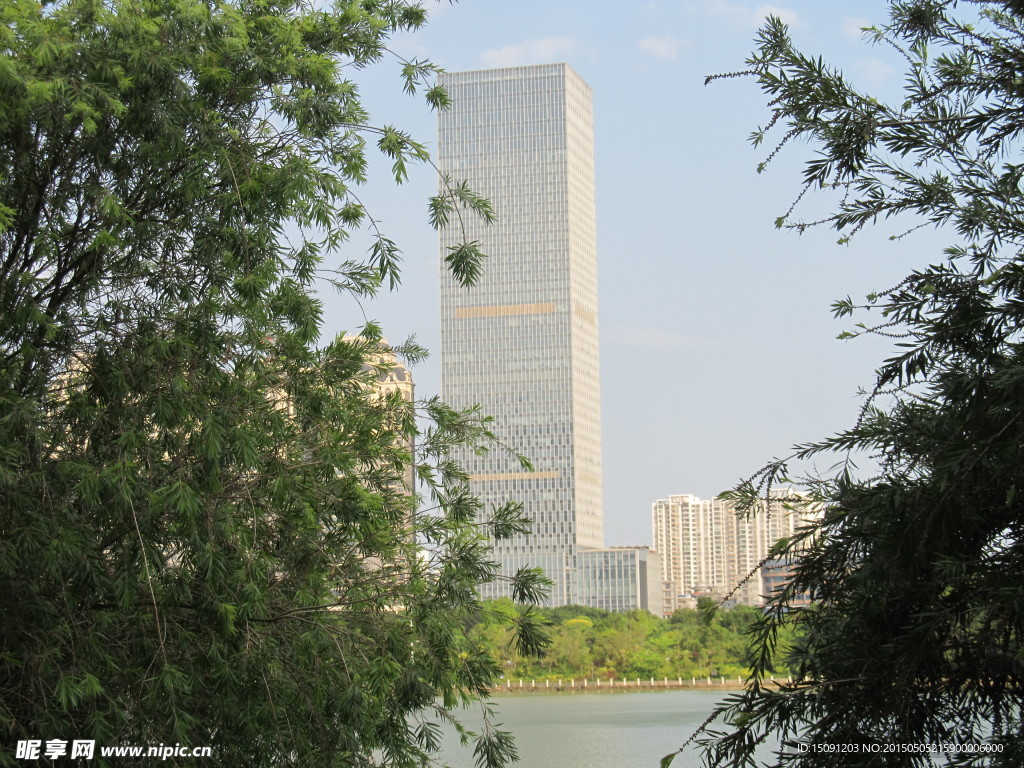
{"left": 372, "top": 348, "right": 415, "bottom": 499}
{"left": 438, "top": 63, "right": 602, "bottom": 607}
{"left": 760, "top": 556, "right": 813, "bottom": 609}
{"left": 652, "top": 490, "right": 819, "bottom": 610}
{"left": 361, "top": 343, "right": 415, "bottom": 498}
{"left": 652, "top": 494, "right": 733, "bottom": 613}
{"left": 575, "top": 547, "right": 663, "bottom": 615}
{"left": 363, "top": 346, "right": 414, "bottom": 404}
{"left": 342, "top": 337, "right": 416, "bottom": 511}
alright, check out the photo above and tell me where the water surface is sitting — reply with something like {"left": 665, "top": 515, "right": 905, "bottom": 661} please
{"left": 437, "top": 690, "right": 731, "bottom": 768}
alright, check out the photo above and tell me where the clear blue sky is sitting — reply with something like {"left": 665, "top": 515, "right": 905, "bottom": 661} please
{"left": 318, "top": 0, "right": 951, "bottom": 547}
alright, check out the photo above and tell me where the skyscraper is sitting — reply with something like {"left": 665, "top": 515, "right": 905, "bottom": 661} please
{"left": 438, "top": 63, "right": 602, "bottom": 607}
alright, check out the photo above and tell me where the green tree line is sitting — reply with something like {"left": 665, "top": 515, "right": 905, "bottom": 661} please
{"left": 0, "top": 1, "right": 544, "bottom": 766}
{"left": 687, "top": 2, "right": 1024, "bottom": 765}
{"left": 467, "top": 599, "right": 798, "bottom": 682}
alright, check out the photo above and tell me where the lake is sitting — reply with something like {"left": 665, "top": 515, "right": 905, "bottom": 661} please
{"left": 436, "top": 690, "right": 734, "bottom": 768}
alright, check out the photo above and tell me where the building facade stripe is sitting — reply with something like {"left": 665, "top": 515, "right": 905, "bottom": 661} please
{"left": 469, "top": 471, "right": 560, "bottom": 482}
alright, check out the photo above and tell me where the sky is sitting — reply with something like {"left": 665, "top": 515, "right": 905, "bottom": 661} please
{"left": 318, "top": 0, "right": 955, "bottom": 548}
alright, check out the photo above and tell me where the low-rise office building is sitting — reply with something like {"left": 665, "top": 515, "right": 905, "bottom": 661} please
{"left": 575, "top": 546, "right": 663, "bottom": 615}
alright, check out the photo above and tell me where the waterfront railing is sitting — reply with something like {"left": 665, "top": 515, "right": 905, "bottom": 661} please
{"left": 490, "top": 675, "right": 793, "bottom": 692}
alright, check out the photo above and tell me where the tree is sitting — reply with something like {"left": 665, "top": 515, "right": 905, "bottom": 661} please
{"left": 663, "top": 2, "right": 1024, "bottom": 766}
{"left": 0, "top": 1, "right": 546, "bottom": 766}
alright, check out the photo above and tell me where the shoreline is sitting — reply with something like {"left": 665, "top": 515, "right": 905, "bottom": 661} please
{"left": 486, "top": 677, "right": 772, "bottom": 695}
{"left": 487, "top": 685, "right": 747, "bottom": 695}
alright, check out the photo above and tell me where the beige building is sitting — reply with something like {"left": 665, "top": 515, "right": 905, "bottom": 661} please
{"left": 349, "top": 338, "right": 416, "bottom": 503}
{"left": 438, "top": 64, "right": 602, "bottom": 606}
{"left": 364, "top": 344, "right": 414, "bottom": 493}
{"left": 652, "top": 490, "right": 819, "bottom": 611}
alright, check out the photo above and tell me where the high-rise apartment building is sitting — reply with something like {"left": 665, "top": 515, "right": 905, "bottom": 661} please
{"left": 653, "top": 494, "right": 734, "bottom": 612}
{"left": 652, "top": 490, "right": 818, "bottom": 610}
{"left": 438, "top": 64, "right": 602, "bottom": 606}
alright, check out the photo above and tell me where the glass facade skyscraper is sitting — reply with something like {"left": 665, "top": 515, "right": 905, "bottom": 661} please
{"left": 438, "top": 63, "right": 602, "bottom": 606}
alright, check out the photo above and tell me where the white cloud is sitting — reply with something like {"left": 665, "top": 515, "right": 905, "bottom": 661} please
{"left": 605, "top": 325, "right": 712, "bottom": 352}
{"left": 842, "top": 17, "right": 872, "bottom": 42}
{"left": 754, "top": 4, "right": 800, "bottom": 27}
{"left": 424, "top": 0, "right": 454, "bottom": 15}
{"left": 706, "top": 0, "right": 802, "bottom": 29}
{"left": 853, "top": 57, "right": 897, "bottom": 88}
{"left": 388, "top": 34, "right": 429, "bottom": 59}
{"left": 638, "top": 36, "right": 688, "bottom": 60}
{"left": 479, "top": 37, "right": 581, "bottom": 68}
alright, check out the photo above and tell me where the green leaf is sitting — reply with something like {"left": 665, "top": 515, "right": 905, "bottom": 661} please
{"left": 445, "top": 241, "right": 485, "bottom": 287}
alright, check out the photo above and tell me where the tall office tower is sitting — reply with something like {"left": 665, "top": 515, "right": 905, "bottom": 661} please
{"left": 438, "top": 64, "right": 602, "bottom": 606}
{"left": 652, "top": 491, "right": 817, "bottom": 608}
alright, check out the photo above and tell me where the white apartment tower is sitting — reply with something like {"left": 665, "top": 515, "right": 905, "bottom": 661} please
{"left": 438, "top": 64, "right": 602, "bottom": 606}
{"left": 652, "top": 490, "right": 817, "bottom": 609}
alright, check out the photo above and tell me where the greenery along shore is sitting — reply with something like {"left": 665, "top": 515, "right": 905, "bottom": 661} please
{"left": 467, "top": 599, "right": 796, "bottom": 682}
